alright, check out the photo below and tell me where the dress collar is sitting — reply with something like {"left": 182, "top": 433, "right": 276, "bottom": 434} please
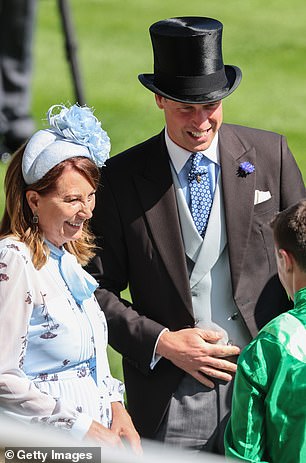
{"left": 46, "top": 239, "right": 65, "bottom": 258}
{"left": 45, "top": 240, "right": 98, "bottom": 305}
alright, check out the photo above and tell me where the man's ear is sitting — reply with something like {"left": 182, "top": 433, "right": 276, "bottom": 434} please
{"left": 278, "top": 248, "right": 294, "bottom": 272}
{"left": 25, "top": 190, "right": 40, "bottom": 214}
{"left": 155, "top": 94, "right": 165, "bottom": 109}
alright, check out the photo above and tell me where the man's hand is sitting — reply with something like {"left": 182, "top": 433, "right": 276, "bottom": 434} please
{"left": 156, "top": 328, "right": 240, "bottom": 388}
{"left": 111, "top": 402, "right": 143, "bottom": 455}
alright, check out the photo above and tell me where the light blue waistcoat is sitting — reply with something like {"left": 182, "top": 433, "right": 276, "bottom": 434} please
{"left": 171, "top": 165, "right": 251, "bottom": 348}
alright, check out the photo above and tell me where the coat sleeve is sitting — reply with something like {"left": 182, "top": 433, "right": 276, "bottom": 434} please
{"left": 88, "top": 168, "right": 166, "bottom": 375}
{"left": 278, "top": 135, "right": 305, "bottom": 208}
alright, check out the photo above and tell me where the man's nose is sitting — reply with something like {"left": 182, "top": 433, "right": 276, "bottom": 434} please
{"left": 192, "top": 108, "right": 209, "bottom": 126}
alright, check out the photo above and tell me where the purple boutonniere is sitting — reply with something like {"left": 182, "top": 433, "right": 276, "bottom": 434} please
{"left": 237, "top": 161, "right": 255, "bottom": 178}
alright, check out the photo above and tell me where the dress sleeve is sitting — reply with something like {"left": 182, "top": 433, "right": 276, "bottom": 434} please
{"left": 0, "top": 245, "right": 92, "bottom": 439}
{"left": 105, "top": 376, "right": 125, "bottom": 404}
{"left": 224, "top": 337, "right": 273, "bottom": 462}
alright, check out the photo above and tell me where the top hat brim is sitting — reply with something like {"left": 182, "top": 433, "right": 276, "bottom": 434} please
{"left": 138, "top": 65, "right": 242, "bottom": 104}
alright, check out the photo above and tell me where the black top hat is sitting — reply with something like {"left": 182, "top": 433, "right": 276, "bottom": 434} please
{"left": 138, "top": 17, "right": 242, "bottom": 104}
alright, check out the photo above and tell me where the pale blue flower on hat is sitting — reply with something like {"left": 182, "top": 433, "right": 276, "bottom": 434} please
{"left": 48, "top": 104, "right": 110, "bottom": 167}
{"left": 22, "top": 103, "right": 110, "bottom": 185}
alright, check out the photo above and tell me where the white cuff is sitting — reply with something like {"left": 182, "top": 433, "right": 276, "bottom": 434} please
{"left": 150, "top": 328, "right": 169, "bottom": 369}
{"left": 70, "top": 413, "right": 93, "bottom": 440}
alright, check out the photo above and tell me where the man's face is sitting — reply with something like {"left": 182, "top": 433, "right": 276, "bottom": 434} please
{"left": 155, "top": 95, "right": 223, "bottom": 152}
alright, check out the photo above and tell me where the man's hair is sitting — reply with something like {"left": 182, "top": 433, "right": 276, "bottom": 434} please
{"left": 270, "top": 199, "right": 306, "bottom": 272}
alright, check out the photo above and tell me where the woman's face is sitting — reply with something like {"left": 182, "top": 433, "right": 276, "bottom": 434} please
{"left": 26, "top": 166, "right": 96, "bottom": 247}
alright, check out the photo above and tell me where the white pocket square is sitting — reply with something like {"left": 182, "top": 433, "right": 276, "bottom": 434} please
{"left": 254, "top": 190, "right": 271, "bottom": 205}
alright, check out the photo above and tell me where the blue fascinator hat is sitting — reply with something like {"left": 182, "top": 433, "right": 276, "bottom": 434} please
{"left": 22, "top": 103, "right": 110, "bottom": 185}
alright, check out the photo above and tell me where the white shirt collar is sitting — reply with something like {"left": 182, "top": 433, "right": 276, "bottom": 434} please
{"left": 165, "top": 128, "right": 220, "bottom": 175}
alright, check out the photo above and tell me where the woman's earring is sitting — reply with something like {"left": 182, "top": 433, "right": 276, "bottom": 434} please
{"left": 32, "top": 213, "right": 39, "bottom": 224}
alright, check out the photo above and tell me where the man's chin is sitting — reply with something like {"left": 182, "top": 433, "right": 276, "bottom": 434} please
{"left": 186, "top": 133, "right": 215, "bottom": 151}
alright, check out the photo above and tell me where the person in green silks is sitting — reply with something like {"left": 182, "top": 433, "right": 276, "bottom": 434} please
{"left": 225, "top": 199, "right": 306, "bottom": 462}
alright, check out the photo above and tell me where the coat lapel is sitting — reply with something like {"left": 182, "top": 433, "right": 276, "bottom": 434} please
{"left": 131, "top": 125, "right": 257, "bottom": 312}
{"left": 219, "top": 124, "right": 256, "bottom": 295}
{"left": 133, "top": 133, "right": 193, "bottom": 315}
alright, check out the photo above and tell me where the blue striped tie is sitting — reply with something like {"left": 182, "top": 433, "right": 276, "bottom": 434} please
{"left": 188, "top": 152, "right": 213, "bottom": 237}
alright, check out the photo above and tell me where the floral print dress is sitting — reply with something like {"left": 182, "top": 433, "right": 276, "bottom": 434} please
{"left": 0, "top": 237, "right": 124, "bottom": 439}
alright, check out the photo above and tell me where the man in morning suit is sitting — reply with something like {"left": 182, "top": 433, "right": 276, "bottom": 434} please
{"left": 88, "top": 17, "right": 305, "bottom": 454}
